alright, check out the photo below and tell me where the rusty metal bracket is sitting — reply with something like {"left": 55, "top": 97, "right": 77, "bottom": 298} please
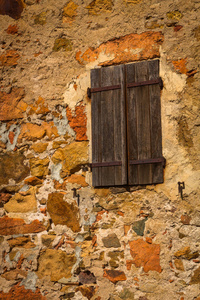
{"left": 90, "top": 161, "right": 122, "bottom": 169}
{"left": 87, "top": 77, "right": 163, "bottom": 98}
{"left": 129, "top": 157, "right": 166, "bottom": 167}
{"left": 178, "top": 182, "right": 185, "bottom": 199}
{"left": 127, "top": 77, "right": 163, "bottom": 89}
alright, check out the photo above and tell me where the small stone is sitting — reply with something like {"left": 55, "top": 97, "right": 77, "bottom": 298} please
{"left": 0, "top": 283, "right": 45, "bottom": 299}
{"left": 8, "top": 236, "right": 35, "bottom": 249}
{"left": 0, "top": 216, "right": 45, "bottom": 235}
{"left": 6, "top": 24, "right": 18, "bottom": 34}
{"left": 181, "top": 214, "right": 191, "bottom": 225}
{"left": 0, "top": 193, "right": 12, "bottom": 207}
{"left": 41, "top": 234, "right": 56, "bottom": 247}
{"left": 37, "top": 249, "right": 76, "bottom": 281}
{"left": 79, "top": 270, "right": 96, "bottom": 284}
{"left": 4, "top": 187, "right": 37, "bottom": 213}
{"left": 0, "top": 0, "right": 24, "bottom": 19}
{"left": 76, "top": 286, "right": 95, "bottom": 300}
{"left": 67, "top": 174, "right": 88, "bottom": 187}
{"left": 24, "top": 176, "right": 43, "bottom": 186}
{"left": 31, "top": 142, "right": 48, "bottom": 153}
{"left": 66, "top": 104, "right": 87, "bottom": 141}
{"left": 0, "top": 50, "right": 20, "bottom": 66}
{"left": 47, "top": 192, "right": 80, "bottom": 232}
{"left": 1, "top": 269, "right": 27, "bottom": 280}
{"left": 174, "top": 247, "right": 199, "bottom": 260}
{"left": 0, "top": 152, "right": 30, "bottom": 185}
{"left": 63, "top": 1, "right": 78, "bottom": 23}
{"left": 108, "top": 251, "right": 124, "bottom": 269}
{"left": 119, "top": 288, "right": 135, "bottom": 300}
{"left": 34, "top": 11, "right": 46, "bottom": 25}
{"left": 132, "top": 218, "right": 147, "bottom": 236}
{"left": 53, "top": 38, "right": 72, "bottom": 52}
{"left": 193, "top": 25, "right": 200, "bottom": 41}
{"left": 86, "top": 0, "right": 113, "bottom": 15}
{"left": 166, "top": 10, "right": 183, "bottom": 20}
{"left": 0, "top": 88, "right": 26, "bottom": 121}
{"left": 190, "top": 266, "right": 200, "bottom": 284}
{"left": 30, "top": 157, "right": 49, "bottom": 177}
{"left": 102, "top": 233, "right": 121, "bottom": 248}
{"left": 103, "top": 269, "right": 126, "bottom": 283}
{"left": 174, "top": 259, "right": 184, "bottom": 271}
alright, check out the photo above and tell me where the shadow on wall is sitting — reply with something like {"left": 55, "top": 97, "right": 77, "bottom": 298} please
{"left": 0, "top": 0, "right": 24, "bottom": 19}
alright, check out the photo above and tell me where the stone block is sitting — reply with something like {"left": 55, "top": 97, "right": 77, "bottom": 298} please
{"left": 0, "top": 152, "right": 30, "bottom": 185}
{"left": 4, "top": 187, "right": 37, "bottom": 213}
{"left": 129, "top": 239, "right": 162, "bottom": 273}
{"left": 47, "top": 192, "right": 80, "bottom": 232}
{"left": 0, "top": 88, "right": 26, "bottom": 121}
{"left": 0, "top": 216, "right": 45, "bottom": 235}
{"left": 51, "top": 141, "right": 88, "bottom": 176}
{"left": 37, "top": 249, "right": 76, "bottom": 281}
{"left": 76, "top": 31, "right": 164, "bottom": 66}
{"left": 103, "top": 269, "right": 126, "bottom": 283}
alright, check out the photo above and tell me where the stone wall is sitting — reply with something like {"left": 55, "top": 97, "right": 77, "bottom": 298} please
{"left": 0, "top": 0, "right": 200, "bottom": 299}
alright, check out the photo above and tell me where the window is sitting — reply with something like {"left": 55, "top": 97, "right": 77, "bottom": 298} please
{"left": 89, "top": 60, "right": 165, "bottom": 187}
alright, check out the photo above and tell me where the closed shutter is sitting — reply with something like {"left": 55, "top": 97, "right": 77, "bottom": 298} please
{"left": 91, "top": 65, "right": 127, "bottom": 187}
{"left": 90, "top": 60, "right": 165, "bottom": 187}
{"left": 126, "top": 60, "right": 164, "bottom": 185}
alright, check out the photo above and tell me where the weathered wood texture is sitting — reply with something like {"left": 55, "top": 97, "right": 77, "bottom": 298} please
{"left": 91, "top": 60, "right": 164, "bottom": 187}
{"left": 91, "top": 66, "right": 127, "bottom": 187}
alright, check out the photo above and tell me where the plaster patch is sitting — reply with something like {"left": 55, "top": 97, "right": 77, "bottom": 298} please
{"left": 63, "top": 72, "right": 90, "bottom": 109}
{"left": 160, "top": 51, "right": 186, "bottom": 101}
{"left": 20, "top": 271, "right": 38, "bottom": 292}
{"left": 50, "top": 162, "right": 63, "bottom": 183}
{"left": 53, "top": 108, "right": 75, "bottom": 136}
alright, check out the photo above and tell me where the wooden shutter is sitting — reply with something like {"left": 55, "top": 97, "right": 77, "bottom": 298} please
{"left": 91, "top": 65, "right": 127, "bottom": 187}
{"left": 126, "top": 60, "right": 164, "bottom": 185}
{"left": 90, "top": 59, "right": 164, "bottom": 187}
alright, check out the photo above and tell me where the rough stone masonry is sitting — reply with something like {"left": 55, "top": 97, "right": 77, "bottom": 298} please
{"left": 0, "top": 0, "right": 200, "bottom": 299}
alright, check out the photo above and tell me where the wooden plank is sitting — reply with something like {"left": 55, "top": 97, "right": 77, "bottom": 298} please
{"left": 91, "top": 68, "right": 101, "bottom": 187}
{"left": 101, "top": 66, "right": 115, "bottom": 186}
{"left": 135, "top": 61, "right": 152, "bottom": 184}
{"left": 148, "top": 60, "right": 164, "bottom": 183}
{"left": 126, "top": 63, "right": 138, "bottom": 185}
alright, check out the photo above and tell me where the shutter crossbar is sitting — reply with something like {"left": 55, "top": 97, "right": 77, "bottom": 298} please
{"left": 87, "top": 78, "right": 163, "bottom": 98}
{"left": 129, "top": 157, "right": 166, "bottom": 167}
{"left": 90, "top": 161, "right": 122, "bottom": 168}
{"left": 127, "top": 77, "right": 163, "bottom": 89}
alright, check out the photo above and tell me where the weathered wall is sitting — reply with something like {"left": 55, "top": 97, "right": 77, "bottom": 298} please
{"left": 0, "top": 0, "right": 200, "bottom": 299}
